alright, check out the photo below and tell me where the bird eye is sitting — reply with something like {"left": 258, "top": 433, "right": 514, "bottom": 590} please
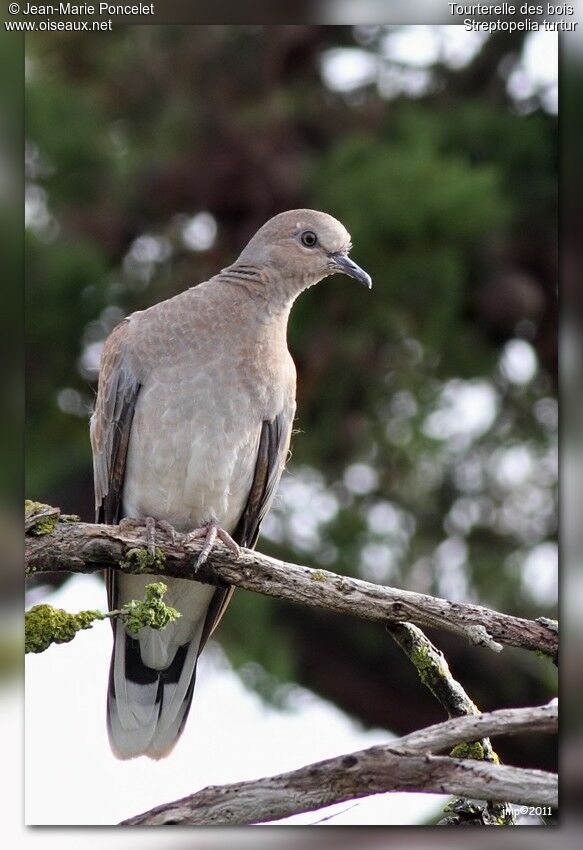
{"left": 300, "top": 230, "right": 318, "bottom": 248}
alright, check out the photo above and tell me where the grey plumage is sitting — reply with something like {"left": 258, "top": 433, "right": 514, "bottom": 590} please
{"left": 90, "top": 209, "right": 371, "bottom": 759}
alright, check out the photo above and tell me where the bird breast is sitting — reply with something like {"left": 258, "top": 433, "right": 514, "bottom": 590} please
{"left": 120, "top": 281, "right": 295, "bottom": 533}
{"left": 122, "top": 360, "right": 265, "bottom": 534}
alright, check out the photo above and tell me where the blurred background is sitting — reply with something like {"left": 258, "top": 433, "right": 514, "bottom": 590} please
{"left": 23, "top": 24, "right": 558, "bottom": 825}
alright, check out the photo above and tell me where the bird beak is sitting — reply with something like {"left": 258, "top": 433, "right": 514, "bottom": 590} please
{"left": 329, "top": 252, "right": 372, "bottom": 289}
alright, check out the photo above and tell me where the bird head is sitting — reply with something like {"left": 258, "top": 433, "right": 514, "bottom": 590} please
{"left": 236, "top": 209, "right": 372, "bottom": 294}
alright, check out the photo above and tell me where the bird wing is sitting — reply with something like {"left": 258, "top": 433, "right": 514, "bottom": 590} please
{"left": 89, "top": 319, "right": 141, "bottom": 608}
{"left": 234, "top": 408, "right": 294, "bottom": 549}
{"left": 198, "top": 406, "right": 295, "bottom": 649}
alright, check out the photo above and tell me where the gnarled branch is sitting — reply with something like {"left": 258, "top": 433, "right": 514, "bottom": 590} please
{"left": 121, "top": 702, "right": 558, "bottom": 825}
{"left": 25, "top": 508, "right": 558, "bottom": 660}
{"left": 26, "top": 505, "right": 558, "bottom": 825}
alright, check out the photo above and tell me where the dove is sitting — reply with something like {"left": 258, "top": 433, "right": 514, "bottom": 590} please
{"left": 90, "top": 209, "right": 371, "bottom": 759}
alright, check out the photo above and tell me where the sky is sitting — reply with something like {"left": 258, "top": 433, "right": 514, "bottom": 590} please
{"left": 18, "top": 23, "right": 559, "bottom": 836}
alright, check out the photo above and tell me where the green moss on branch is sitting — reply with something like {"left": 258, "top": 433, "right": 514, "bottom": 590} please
{"left": 117, "top": 581, "right": 181, "bottom": 636}
{"left": 120, "top": 546, "right": 166, "bottom": 572}
{"left": 25, "top": 605, "right": 104, "bottom": 653}
{"left": 449, "top": 741, "right": 485, "bottom": 761}
{"left": 25, "top": 500, "right": 60, "bottom": 536}
{"left": 25, "top": 582, "right": 181, "bottom": 653}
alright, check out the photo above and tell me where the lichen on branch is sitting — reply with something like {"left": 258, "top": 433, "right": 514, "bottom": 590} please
{"left": 25, "top": 605, "right": 105, "bottom": 653}
{"left": 115, "top": 581, "right": 181, "bottom": 635}
{"left": 25, "top": 581, "right": 181, "bottom": 653}
{"left": 25, "top": 499, "right": 80, "bottom": 536}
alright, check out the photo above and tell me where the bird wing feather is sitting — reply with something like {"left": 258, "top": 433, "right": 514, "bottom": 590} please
{"left": 89, "top": 319, "right": 141, "bottom": 609}
{"left": 198, "top": 406, "right": 295, "bottom": 649}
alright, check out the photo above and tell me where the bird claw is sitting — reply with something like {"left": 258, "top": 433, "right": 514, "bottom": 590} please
{"left": 185, "top": 521, "right": 240, "bottom": 571}
{"left": 119, "top": 516, "right": 177, "bottom": 557}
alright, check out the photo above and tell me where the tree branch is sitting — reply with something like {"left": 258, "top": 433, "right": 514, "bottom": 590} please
{"left": 25, "top": 508, "right": 558, "bottom": 661}
{"left": 26, "top": 505, "right": 557, "bottom": 825}
{"left": 386, "top": 621, "right": 513, "bottom": 823}
{"left": 121, "top": 702, "right": 557, "bottom": 825}
{"left": 390, "top": 700, "right": 557, "bottom": 758}
{"left": 387, "top": 622, "right": 493, "bottom": 750}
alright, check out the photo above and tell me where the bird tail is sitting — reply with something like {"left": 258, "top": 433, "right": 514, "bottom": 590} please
{"left": 106, "top": 617, "right": 203, "bottom": 760}
{"left": 106, "top": 571, "right": 230, "bottom": 760}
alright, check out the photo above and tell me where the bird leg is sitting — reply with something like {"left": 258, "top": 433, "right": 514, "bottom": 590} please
{"left": 185, "top": 520, "right": 240, "bottom": 570}
{"left": 119, "top": 516, "right": 177, "bottom": 557}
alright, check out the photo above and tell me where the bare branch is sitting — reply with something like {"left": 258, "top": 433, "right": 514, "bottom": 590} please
{"left": 387, "top": 620, "right": 513, "bottom": 822}
{"left": 387, "top": 700, "right": 557, "bottom": 756}
{"left": 25, "top": 510, "right": 558, "bottom": 660}
{"left": 387, "top": 622, "right": 494, "bottom": 751}
{"left": 121, "top": 702, "right": 557, "bottom": 825}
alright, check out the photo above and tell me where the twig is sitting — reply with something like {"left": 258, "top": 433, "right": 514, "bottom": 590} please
{"left": 24, "top": 507, "right": 559, "bottom": 660}
{"left": 120, "top": 702, "right": 557, "bottom": 825}
{"left": 309, "top": 801, "right": 360, "bottom": 824}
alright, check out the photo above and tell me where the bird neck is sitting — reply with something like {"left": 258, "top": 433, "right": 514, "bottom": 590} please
{"left": 218, "top": 261, "right": 309, "bottom": 320}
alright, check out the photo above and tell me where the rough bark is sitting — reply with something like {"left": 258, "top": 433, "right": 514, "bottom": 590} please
{"left": 25, "top": 512, "right": 558, "bottom": 660}
{"left": 387, "top": 622, "right": 498, "bottom": 759}
{"left": 121, "top": 702, "right": 558, "bottom": 825}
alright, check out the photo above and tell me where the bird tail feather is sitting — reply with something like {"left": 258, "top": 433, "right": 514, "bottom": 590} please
{"left": 107, "top": 618, "right": 203, "bottom": 760}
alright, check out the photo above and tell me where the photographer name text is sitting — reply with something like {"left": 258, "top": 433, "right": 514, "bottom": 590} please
{"left": 18, "top": 3, "right": 154, "bottom": 14}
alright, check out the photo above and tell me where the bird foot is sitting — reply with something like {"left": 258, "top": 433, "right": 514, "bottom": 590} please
{"left": 185, "top": 520, "right": 240, "bottom": 570}
{"left": 119, "top": 516, "right": 177, "bottom": 557}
